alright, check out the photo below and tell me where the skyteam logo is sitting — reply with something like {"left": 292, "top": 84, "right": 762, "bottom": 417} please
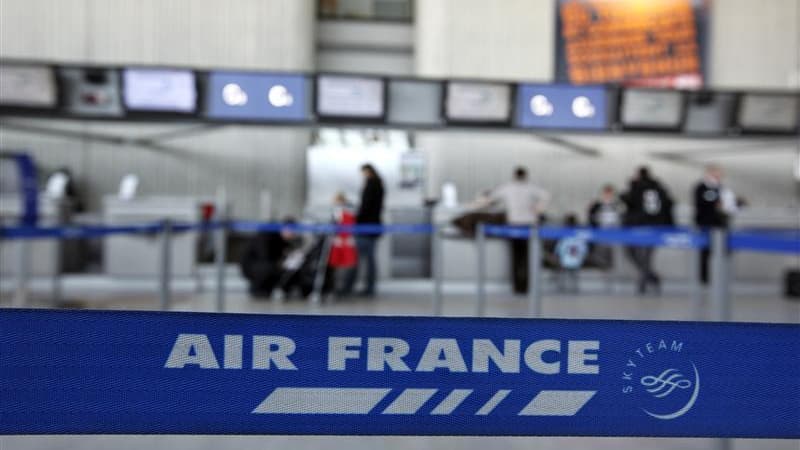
{"left": 621, "top": 339, "right": 700, "bottom": 420}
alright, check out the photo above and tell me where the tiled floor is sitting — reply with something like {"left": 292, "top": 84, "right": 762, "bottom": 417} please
{"left": 2, "top": 278, "right": 798, "bottom": 450}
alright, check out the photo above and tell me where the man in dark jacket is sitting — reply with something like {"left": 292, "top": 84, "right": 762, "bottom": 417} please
{"left": 345, "top": 163, "right": 385, "bottom": 297}
{"left": 621, "top": 167, "right": 674, "bottom": 295}
{"left": 693, "top": 164, "right": 737, "bottom": 284}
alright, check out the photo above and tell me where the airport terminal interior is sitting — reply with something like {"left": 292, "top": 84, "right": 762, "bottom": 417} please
{"left": 0, "top": 0, "right": 798, "bottom": 449}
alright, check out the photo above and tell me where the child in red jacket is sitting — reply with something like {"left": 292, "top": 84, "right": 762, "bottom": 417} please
{"left": 327, "top": 193, "right": 358, "bottom": 295}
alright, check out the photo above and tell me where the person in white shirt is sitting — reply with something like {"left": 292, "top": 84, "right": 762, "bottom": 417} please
{"left": 487, "top": 167, "right": 551, "bottom": 294}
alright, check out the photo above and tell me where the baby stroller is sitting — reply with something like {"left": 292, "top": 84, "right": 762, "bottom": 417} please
{"left": 274, "top": 234, "right": 333, "bottom": 300}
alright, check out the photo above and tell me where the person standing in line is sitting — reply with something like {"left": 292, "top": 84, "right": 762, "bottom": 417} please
{"left": 348, "top": 163, "right": 385, "bottom": 297}
{"left": 621, "top": 166, "right": 674, "bottom": 295}
{"left": 486, "top": 167, "right": 551, "bottom": 294}
{"left": 693, "top": 164, "right": 737, "bottom": 284}
{"left": 587, "top": 184, "right": 624, "bottom": 269}
{"left": 554, "top": 214, "right": 589, "bottom": 293}
{"left": 327, "top": 192, "right": 358, "bottom": 296}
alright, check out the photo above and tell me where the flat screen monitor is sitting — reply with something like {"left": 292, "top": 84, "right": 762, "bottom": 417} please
{"left": 206, "top": 72, "right": 309, "bottom": 121}
{"left": 683, "top": 92, "right": 735, "bottom": 134}
{"left": 387, "top": 80, "right": 443, "bottom": 126}
{"left": 59, "top": 68, "right": 123, "bottom": 117}
{"left": 316, "top": 75, "right": 384, "bottom": 119}
{"left": 123, "top": 69, "right": 197, "bottom": 113}
{"left": 620, "top": 89, "right": 683, "bottom": 129}
{"left": 445, "top": 82, "right": 511, "bottom": 123}
{"left": 737, "top": 94, "right": 799, "bottom": 133}
{"left": 515, "top": 84, "right": 607, "bottom": 130}
{"left": 0, "top": 65, "right": 57, "bottom": 108}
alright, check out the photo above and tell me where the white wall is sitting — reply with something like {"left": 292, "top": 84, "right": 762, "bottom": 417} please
{"left": 0, "top": 0, "right": 315, "bottom": 69}
{"left": 316, "top": 20, "right": 414, "bottom": 75}
{"left": 710, "top": 0, "right": 800, "bottom": 90}
{"left": 415, "top": 0, "right": 555, "bottom": 81}
{"left": 0, "top": 0, "right": 316, "bottom": 217}
{"left": 415, "top": 0, "right": 800, "bottom": 89}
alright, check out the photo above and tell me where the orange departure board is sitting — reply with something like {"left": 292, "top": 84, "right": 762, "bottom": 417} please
{"left": 556, "top": 0, "right": 707, "bottom": 88}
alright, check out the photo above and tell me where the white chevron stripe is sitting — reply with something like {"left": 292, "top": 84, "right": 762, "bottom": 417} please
{"left": 475, "top": 389, "right": 511, "bottom": 415}
{"left": 430, "top": 389, "right": 473, "bottom": 415}
{"left": 252, "top": 388, "right": 390, "bottom": 414}
{"left": 382, "top": 388, "right": 438, "bottom": 414}
{"left": 518, "top": 390, "right": 596, "bottom": 416}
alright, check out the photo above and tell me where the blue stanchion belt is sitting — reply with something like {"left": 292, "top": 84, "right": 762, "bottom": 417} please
{"left": 729, "top": 231, "right": 800, "bottom": 254}
{"left": 1, "top": 309, "right": 797, "bottom": 437}
{"left": 484, "top": 225, "right": 709, "bottom": 249}
{"left": 0, "top": 221, "right": 223, "bottom": 240}
{"left": 4, "top": 222, "right": 798, "bottom": 255}
{"left": 230, "top": 222, "right": 434, "bottom": 235}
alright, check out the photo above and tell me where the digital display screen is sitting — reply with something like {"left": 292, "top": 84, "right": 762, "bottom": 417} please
{"left": 515, "top": 84, "right": 607, "bottom": 130}
{"left": 620, "top": 89, "right": 683, "bottom": 129}
{"left": 0, "top": 65, "right": 57, "bottom": 108}
{"left": 445, "top": 82, "right": 511, "bottom": 122}
{"left": 737, "top": 94, "right": 799, "bottom": 132}
{"left": 387, "top": 80, "right": 443, "bottom": 126}
{"left": 316, "top": 75, "right": 384, "bottom": 119}
{"left": 123, "top": 69, "right": 197, "bottom": 112}
{"left": 59, "top": 68, "right": 123, "bottom": 117}
{"left": 206, "top": 72, "right": 309, "bottom": 121}
{"left": 556, "top": 0, "right": 707, "bottom": 88}
{"left": 683, "top": 92, "right": 735, "bottom": 134}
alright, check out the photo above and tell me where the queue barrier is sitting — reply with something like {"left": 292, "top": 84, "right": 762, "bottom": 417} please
{"left": 728, "top": 230, "right": 800, "bottom": 254}
{"left": 1, "top": 221, "right": 798, "bottom": 316}
{"left": 483, "top": 225, "right": 710, "bottom": 249}
{"left": 1, "top": 223, "right": 798, "bottom": 442}
{"left": 0, "top": 308, "right": 797, "bottom": 437}
{"left": 230, "top": 221, "right": 434, "bottom": 235}
{"left": 0, "top": 220, "right": 225, "bottom": 239}
{"left": 2, "top": 221, "right": 797, "bottom": 254}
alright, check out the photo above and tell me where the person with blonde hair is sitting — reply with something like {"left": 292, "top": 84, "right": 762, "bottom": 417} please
{"left": 328, "top": 192, "right": 358, "bottom": 296}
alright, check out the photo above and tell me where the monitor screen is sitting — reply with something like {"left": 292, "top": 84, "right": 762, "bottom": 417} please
{"left": 387, "top": 80, "right": 443, "bottom": 126}
{"left": 515, "top": 84, "right": 607, "bottom": 130}
{"left": 620, "top": 89, "right": 683, "bottom": 129}
{"left": 683, "top": 92, "right": 735, "bottom": 134}
{"left": 445, "top": 82, "right": 511, "bottom": 122}
{"left": 555, "top": 0, "right": 707, "bottom": 89}
{"left": 316, "top": 75, "right": 384, "bottom": 119}
{"left": 206, "top": 72, "right": 309, "bottom": 121}
{"left": 59, "top": 68, "right": 123, "bottom": 117}
{"left": 737, "top": 94, "right": 799, "bottom": 132}
{"left": 0, "top": 65, "right": 57, "bottom": 108}
{"left": 123, "top": 69, "right": 197, "bottom": 112}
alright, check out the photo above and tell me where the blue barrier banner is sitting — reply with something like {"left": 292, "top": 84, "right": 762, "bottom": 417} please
{"left": 230, "top": 222, "right": 433, "bottom": 235}
{"left": 0, "top": 223, "right": 164, "bottom": 240}
{"left": 1, "top": 309, "right": 797, "bottom": 437}
{"left": 729, "top": 231, "right": 800, "bottom": 254}
{"left": 484, "top": 225, "right": 708, "bottom": 249}
{"left": 484, "top": 224, "right": 531, "bottom": 239}
{"left": 0, "top": 221, "right": 223, "bottom": 240}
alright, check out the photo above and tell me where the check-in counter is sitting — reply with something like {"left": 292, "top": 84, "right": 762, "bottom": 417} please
{"left": 435, "top": 206, "right": 510, "bottom": 282}
{"left": 103, "top": 196, "right": 201, "bottom": 278}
